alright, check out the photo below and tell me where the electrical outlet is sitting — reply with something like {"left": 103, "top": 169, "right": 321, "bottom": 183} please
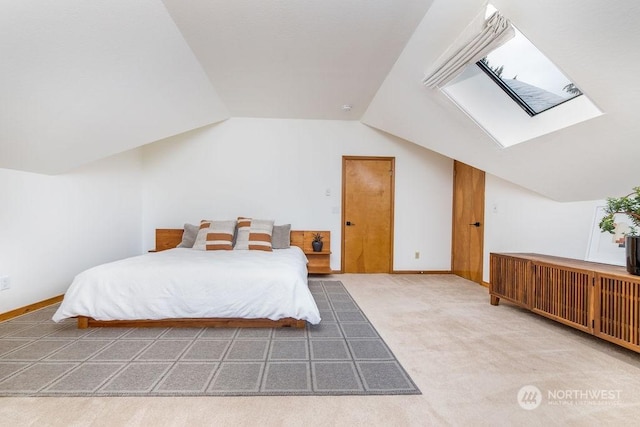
{"left": 0, "top": 275, "right": 10, "bottom": 291}
{"left": 414, "top": 251, "right": 420, "bottom": 259}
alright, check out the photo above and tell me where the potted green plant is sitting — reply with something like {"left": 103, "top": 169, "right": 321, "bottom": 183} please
{"left": 598, "top": 186, "right": 640, "bottom": 275}
{"left": 311, "top": 233, "right": 324, "bottom": 252}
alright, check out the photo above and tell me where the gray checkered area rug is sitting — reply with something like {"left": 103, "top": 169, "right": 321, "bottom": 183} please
{"left": 0, "top": 281, "right": 420, "bottom": 397}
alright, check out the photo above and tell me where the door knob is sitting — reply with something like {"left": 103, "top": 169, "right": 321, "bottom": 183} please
{"left": 346, "top": 221, "right": 355, "bottom": 226}
{"left": 469, "top": 222, "right": 481, "bottom": 227}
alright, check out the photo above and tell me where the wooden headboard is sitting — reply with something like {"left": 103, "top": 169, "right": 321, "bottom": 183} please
{"left": 155, "top": 229, "right": 186, "bottom": 251}
{"left": 154, "top": 228, "right": 307, "bottom": 252}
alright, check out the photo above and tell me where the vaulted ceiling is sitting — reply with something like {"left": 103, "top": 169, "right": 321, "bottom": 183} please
{"left": 1, "top": 0, "right": 639, "bottom": 201}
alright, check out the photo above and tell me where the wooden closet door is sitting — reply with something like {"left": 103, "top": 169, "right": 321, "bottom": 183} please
{"left": 451, "top": 160, "right": 485, "bottom": 283}
{"left": 342, "top": 156, "right": 394, "bottom": 273}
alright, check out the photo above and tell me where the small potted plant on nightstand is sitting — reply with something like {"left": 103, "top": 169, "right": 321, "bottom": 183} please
{"left": 599, "top": 186, "right": 640, "bottom": 275}
{"left": 311, "top": 233, "right": 324, "bottom": 252}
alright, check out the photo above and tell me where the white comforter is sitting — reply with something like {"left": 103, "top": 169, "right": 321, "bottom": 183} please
{"left": 52, "top": 247, "right": 321, "bottom": 324}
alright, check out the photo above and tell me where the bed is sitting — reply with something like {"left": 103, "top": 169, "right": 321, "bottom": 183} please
{"left": 52, "top": 227, "right": 321, "bottom": 329}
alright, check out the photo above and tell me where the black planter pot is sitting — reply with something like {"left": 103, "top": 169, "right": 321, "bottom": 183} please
{"left": 626, "top": 236, "right": 640, "bottom": 276}
{"left": 312, "top": 241, "right": 323, "bottom": 252}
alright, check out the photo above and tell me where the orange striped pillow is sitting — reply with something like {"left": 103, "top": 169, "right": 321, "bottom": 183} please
{"left": 233, "top": 217, "right": 252, "bottom": 250}
{"left": 248, "top": 219, "right": 274, "bottom": 251}
{"left": 192, "top": 220, "right": 236, "bottom": 251}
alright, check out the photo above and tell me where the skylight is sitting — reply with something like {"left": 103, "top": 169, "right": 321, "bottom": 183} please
{"left": 440, "top": 5, "right": 602, "bottom": 148}
{"left": 476, "top": 27, "right": 582, "bottom": 116}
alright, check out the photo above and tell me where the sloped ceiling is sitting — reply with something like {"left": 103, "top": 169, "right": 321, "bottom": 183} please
{"left": 1, "top": 0, "right": 639, "bottom": 202}
{"left": 362, "top": 0, "right": 640, "bottom": 201}
{"left": 0, "top": 0, "right": 229, "bottom": 174}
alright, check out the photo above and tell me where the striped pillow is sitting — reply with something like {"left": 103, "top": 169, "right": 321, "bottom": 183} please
{"left": 192, "top": 220, "right": 236, "bottom": 251}
{"left": 248, "top": 219, "right": 274, "bottom": 251}
{"left": 233, "top": 217, "right": 252, "bottom": 250}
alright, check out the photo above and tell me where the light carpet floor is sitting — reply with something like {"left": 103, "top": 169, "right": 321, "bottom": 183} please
{"left": 1, "top": 273, "right": 639, "bottom": 426}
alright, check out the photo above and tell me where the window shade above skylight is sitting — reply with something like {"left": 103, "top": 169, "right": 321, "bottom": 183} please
{"left": 422, "top": 9, "right": 514, "bottom": 88}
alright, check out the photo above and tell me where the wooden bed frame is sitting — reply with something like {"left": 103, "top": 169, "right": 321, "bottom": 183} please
{"left": 76, "top": 228, "right": 309, "bottom": 329}
{"left": 76, "top": 316, "right": 306, "bottom": 329}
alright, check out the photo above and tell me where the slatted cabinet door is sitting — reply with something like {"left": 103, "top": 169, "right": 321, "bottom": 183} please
{"left": 490, "top": 253, "right": 533, "bottom": 308}
{"left": 596, "top": 274, "right": 640, "bottom": 350}
{"left": 532, "top": 262, "right": 593, "bottom": 333}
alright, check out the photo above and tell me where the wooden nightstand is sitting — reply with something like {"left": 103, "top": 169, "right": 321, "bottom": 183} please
{"left": 290, "top": 230, "right": 332, "bottom": 274}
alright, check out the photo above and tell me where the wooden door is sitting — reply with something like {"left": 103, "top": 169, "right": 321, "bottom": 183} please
{"left": 452, "top": 160, "right": 485, "bottom": 283}
{"left": 342, "top": 157, "right": 394, "bottom": 273}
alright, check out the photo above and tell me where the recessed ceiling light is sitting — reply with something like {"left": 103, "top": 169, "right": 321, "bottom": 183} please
{"left": 342, "top": 104, "right": 352, "bottom": 112}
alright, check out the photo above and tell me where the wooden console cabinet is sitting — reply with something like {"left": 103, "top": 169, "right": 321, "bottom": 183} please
{"left": 290, "top": 231, "right": 332, "bottom": 274}
{"left": 490, "top": 253, "right": 640, "bottom": 354}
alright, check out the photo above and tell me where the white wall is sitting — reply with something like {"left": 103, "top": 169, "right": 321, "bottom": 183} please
{"left": 0, "top": 114, "right": 615, "bottom": 314}
{"left": 483, "top": 173, "right": 603, "bottom": 282}
{"left": 0, "top": 150, "right": 143, "bottom": 313}
{"left": 141, "top": 117, "right": 453, "bottom": 271}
